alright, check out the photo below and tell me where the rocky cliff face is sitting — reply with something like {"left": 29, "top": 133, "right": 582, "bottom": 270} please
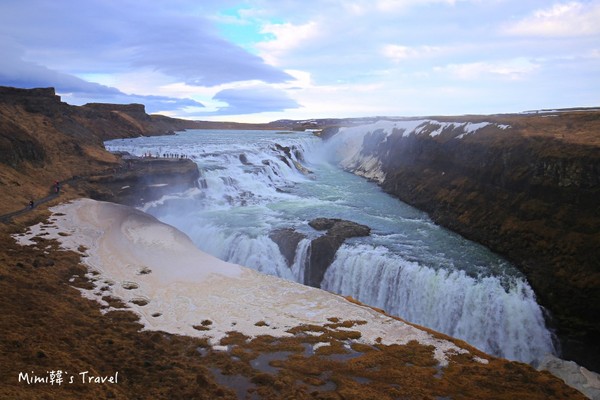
{"left": 0, "top": 118, "right": 46, "bottom": 167}
{"left": 325, "top": 112, "right": 600, "bottom": 371}
{"left": 0, "top": 86, "right": 205, "bottom": 214}
{"left": 85, "top": 157, "right": 200, "bottom": 207}
{"left": 305, "top": 218, "right": 371, "bottom": 287}
{"left": 0, "top": 86, "right": 202, "bottom": 143}
{"left": 0, "top": 87, "right": 64, "bottom": 116}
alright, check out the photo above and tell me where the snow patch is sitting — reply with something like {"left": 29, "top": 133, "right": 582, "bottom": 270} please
{"left": 14, "top": 198, "right": 484, "bottom": 367}
{"left": 538, "top": 354, "right": 600, "bottom": 399}
{"left": 326, "top": 120, "right": 512, "bottom": 179}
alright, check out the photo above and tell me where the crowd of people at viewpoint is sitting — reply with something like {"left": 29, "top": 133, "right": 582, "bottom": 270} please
{"left": 142, "top": 152, "right": 190, "bottom": 159}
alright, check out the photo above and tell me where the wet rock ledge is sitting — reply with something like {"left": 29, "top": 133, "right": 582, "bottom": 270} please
{"left": 86, "top": 155, "right": 200, "bottom": 206}
{"left": 306, "top": 218, "right": 371, "bottom": 287}
{"left": 270, "top": 218, "right": 371, "bottom": 287}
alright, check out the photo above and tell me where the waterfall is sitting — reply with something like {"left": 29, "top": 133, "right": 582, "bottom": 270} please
{"left": 321, "top": 244, "right": 555, "bottom": 364}
{"left": 105, "top": 129, "right": 557, "bottom": 365}
{"left": 290, "top": 238, "right": 312, "bottom": 283}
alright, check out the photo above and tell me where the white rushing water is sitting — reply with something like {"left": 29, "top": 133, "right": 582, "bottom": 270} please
{"left": 105, "top": 128, "right": 556, "bottom": 364}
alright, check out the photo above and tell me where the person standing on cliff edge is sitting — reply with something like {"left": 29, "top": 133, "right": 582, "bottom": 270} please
{"left": 54, "top": 181, "right": 60, "bottom": 194}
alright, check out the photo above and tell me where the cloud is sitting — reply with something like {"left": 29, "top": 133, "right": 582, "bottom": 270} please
{"left": 0, "top": 40, "right": 205, "bottom": 114}
{"left": 0, "top": 1, "right": 293, "bottom": 86}
{"left": 435, "top": 58, "right": 539, "bottom": 80}
{"left": 504, "top": 1, "right": 600, "bottom": 37}
{"left": 0, "top": 40, "right": 119, "bottom": 95}
{"left": 256, "top": 21, "right": 319, "bottom": 67}
{"left": 247, "top": 0, "right": 488, "bottom": 86}
{"left": 375, "top": 0, "right": 464, "bottom": 12}
{"left": 211, "top": 85, "right": 300, "bottom": 115}
{"left": 127, "top": 21, "right": 292, "bottom": 86}
{"left": 382, "top": 45, "right": 444, "bottom": 62}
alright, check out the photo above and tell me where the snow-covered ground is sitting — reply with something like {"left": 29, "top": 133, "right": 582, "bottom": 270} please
{"left": 14, "top": 198, "right": 485, "bottom": 367}
{"left": 325, "top": 119, "right": 511, "bottom": 183}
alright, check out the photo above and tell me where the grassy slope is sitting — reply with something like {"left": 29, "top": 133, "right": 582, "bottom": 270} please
{"left": 0, "top": 103, "right": 119, "bottom": 215}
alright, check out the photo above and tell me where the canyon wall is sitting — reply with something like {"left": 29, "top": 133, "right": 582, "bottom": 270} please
{"left": 0, "top": 86, "right": 204, "bottom": 214}
{"left": 326, "top": 112, "right": 600, "bottom": 370}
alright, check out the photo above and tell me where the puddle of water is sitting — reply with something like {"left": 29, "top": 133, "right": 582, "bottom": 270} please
{"left": 304, "top": 379, "right": 337, "bottom": 393}
{"left": 350, "top": 376, "right": 372, "bottom": 384}
{"left": 198, "top": 340, "right": 385, "bottom": 397}
{"left": 196, "top": 347, "right": 208, "bottom": 357}
{"left": 297, "top": 371, "right": 337, "bottom": 393}
{"left": 434, "top": 364, "right": 444, "bottom": 379}
{"left": 209, "top": 367, "right": 259, "bottom": 400}
{"left": 250, "top": 351, "right": 294, "bottom": 374}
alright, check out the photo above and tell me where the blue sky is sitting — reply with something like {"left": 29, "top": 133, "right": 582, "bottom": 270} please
{"left": 0, "top": 0, "right": 598, "bottom": 122}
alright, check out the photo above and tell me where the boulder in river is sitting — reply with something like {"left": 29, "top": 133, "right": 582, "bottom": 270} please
{"left": 306, "top": 218, "right": 371, "bottom": 287}
{"left": 269, "top": 218, "right": 371, "bottom": 286}
{"left": 269, "top": 228, "right": 307, "bottom": 268}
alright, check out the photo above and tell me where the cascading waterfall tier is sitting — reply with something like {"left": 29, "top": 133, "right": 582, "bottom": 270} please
{"left": 322, "top": 244, "right": 554, "bottom": 363}
{"left": 105, "top": 128, "right": 556, "bottom": 364}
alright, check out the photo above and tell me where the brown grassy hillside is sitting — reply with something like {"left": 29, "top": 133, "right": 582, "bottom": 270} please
{"left": 0, "top": 102, "right": 119, "bottom": 214}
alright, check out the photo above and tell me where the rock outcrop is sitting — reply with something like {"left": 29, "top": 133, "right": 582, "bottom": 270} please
{"left": 269, "top": 228, "right": 306, "bottom": 267}
{"left": 306, "top": 218, "right": 371, "bottom": 287}
{"left": 0, "top": 86, "right": 64, "bottom": 116}
{"left": 269, "top": 218, "right": 371, "bottom": 287}
{"left": 326, "top": 112, "right": 600, "bottom": 371}
{"left": 539, "top": 355, "right": 600, "bottom": 400}
{"left": 85, "top": 156, "right": 200, "bottom": 207}
{"left": 0, "top": 86, "right": 203, "bottom": 214}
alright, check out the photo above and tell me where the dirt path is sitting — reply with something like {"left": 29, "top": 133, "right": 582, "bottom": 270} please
{"left": 0, "top": 156, "right": 187, "bottom": 223}
{"left": 0, "top": 178, "right": 75, "bottom": 223}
